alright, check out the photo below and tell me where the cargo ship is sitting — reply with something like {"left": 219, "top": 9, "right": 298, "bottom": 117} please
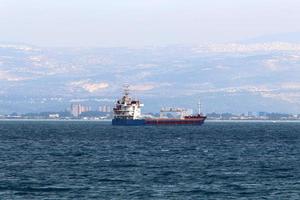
{"left": 112, "top": 86, "right": 206, "bottom": 126}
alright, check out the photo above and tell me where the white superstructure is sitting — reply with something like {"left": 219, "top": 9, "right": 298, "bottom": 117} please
{"left": 113, "top": 86, "right": 143, "bottom": 120}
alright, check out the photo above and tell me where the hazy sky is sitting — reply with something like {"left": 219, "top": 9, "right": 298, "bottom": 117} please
{"left": 1, "top": 0, "right": 300, "bottom": 47}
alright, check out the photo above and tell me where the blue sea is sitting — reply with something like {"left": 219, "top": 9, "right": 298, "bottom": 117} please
{"left": 0, "top": 121, "right": 299, "bottom": 199}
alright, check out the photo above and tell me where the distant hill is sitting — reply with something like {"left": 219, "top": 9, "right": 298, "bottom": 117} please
{"left": 0, "top": 43, "right": 300, "bottom": 114}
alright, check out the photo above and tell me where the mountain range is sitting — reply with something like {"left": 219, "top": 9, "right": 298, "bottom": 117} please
{"left": 0, "top": 41, "right": 300, "bottom": 114}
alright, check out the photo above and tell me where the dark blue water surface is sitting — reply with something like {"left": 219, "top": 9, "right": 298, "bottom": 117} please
{"left": 0, "top": 121, "right": 299, "bottom": 199}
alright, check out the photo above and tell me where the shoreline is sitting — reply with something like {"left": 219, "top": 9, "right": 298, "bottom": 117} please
{"left": 0, "top": 119, "right": 300, "bottom": 123}
{"left": 0, "top": 119, "right": 111, "bottom": 122}
{"left": 206, "top": 119, "right": 300, "bottom": 123}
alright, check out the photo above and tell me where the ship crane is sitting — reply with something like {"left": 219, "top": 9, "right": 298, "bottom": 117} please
{"left": 160, "top": 107, "right": 188, "bottom": 119}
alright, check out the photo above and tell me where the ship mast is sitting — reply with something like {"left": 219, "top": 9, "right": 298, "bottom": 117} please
{"left": 123, "top": 84, "right": 130, "bottom": 97}
{"left": 198, "top": 100, "right": 201, "bottom": 115}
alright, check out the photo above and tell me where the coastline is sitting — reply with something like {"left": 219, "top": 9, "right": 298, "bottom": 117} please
{"left": 0, "top": 118, "right": 300, "bottom": 123}
{"left": 206, "top": 119, "right": 300, "bottom": 123}
{"left": 0, "top": 118, "right": 111, "bottom": 122}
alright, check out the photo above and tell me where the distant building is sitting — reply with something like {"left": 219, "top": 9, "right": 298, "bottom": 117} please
{"left": 49, "top": 114, "right": 60, "bottom": 119}
{"left": 247, "top": 111, "right": 253, "bottom": 117}
{"left": 99, "top": 105, "right": 112, "bottom": 113}
{"left": 259, "top": 112, "right": 267, "bottom": 117}
{"left": 70, "top": 104, "right": 91, "bottom": 117}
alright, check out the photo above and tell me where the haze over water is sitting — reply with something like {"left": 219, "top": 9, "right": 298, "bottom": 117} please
{"left": 0, "top": 121, "right": 299, "bottom": 199}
